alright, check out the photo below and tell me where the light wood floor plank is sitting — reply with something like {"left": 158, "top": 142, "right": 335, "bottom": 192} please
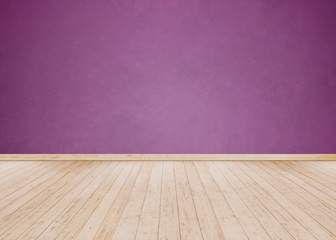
{"left": 0, "top": 162, "right": 54, "bottom": 191}
{"left": 184, "top": 162, "right": 227, "bottom": 240}
{"left": 0, "top": 161, "right": 27, "bottom": 174}
{"left": 304, "top": 162, "right": 336, "bottom": 181}
{"left": 0, "top": 161, "right": 82, "bottom": 234}
{"left": 294, "top": 161, "right": 336, "bottom": 181}
{"left": 234, "top": 162, "right": 335, "bottom": 240}
{"left": 55, "top": 162, "right": 125, "bottom": 240}
{"left": 284, "top": 162, "right": 336, "bottom": 192}
{"left": 18, "top": 161, "right": 109, "bottom": 240}
{"left": 0, "top": 161, "right": 73, "bottom": 204}
{"left": 0, "top": 161, "right": 37, "bottom": 181}
{"left": 248, "top": 162, "right": 336, "bottom": 234}
{"left": 158, "top": 162, "right": 180, "bottom": 240}
{"left": 93, "top": 162, "right": 144, "bottom": 240}
{"left": 206, "top": 162, "right": 271, "bottom": 240}
{"left": 135, "top": 162, "right": 164, "bottom": 240}
{"left": 75, "top": 162, "right": 138, "bottom": 240}
{"left": 1, "top": 162, "right": 102, "bottom": 239}
{"left": 37, "top": 162, "right": 116, "bottom": 240}
{"left": 216, "top": 162, "right": 295, "bottom": 240}
{"left": 0, "top": 161, "right": 46, "bottom": 187}
{"left": 267, "top": 162, "right": 336, "bottom": 210}
{"left": 111, "top": 162, "right": 154, "bottom": 240}
{"left": 0, "top": 161, "right": 335, "bottom": 240}
{"left": 311, "top": 161, "right": 336, "bottom": 171}
{"left": 174, "top": 161, "right": 203, "bottom": 240}
{"left": 273, "top": 162, "right": 336, "bottom": 208}
{"left": 230, "top": 162, "right": 317, "bottom": 239}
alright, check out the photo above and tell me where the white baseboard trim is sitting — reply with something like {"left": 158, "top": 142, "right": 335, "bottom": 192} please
{"left": 0, "top": 154, "right": 335, "bottom": 161}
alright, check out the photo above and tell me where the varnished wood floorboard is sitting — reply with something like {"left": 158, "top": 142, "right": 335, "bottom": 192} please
{"left": 0, "top": 161, "right": 335, "bottom": 240}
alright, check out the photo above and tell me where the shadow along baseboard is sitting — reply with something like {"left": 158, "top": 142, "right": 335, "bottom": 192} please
{"left": 0, "top": 154, "right": 335, "bottom": 161}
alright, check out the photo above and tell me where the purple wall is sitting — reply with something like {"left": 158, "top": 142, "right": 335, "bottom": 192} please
{"left": 1, "top": 0, "right": 336, "bottom": 154}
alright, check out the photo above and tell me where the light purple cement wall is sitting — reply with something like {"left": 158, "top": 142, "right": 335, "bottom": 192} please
{"left": 1, "top": 0, "right": 336, "bottom": 153}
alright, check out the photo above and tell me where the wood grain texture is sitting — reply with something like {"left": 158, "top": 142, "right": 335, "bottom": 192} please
{"left": 0, "top": 161, "right": 335, "bottom": 240}
{"left": 1, "top": 154, "right": 336, "bottom": 161}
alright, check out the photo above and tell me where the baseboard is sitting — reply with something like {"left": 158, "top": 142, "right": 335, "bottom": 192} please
{"left": 0, "top": 154, "right": 335, "bottom": 161}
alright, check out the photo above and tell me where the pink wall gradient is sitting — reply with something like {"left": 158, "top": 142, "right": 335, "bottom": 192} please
{"left": 1, "top": 0, "right": 336, "bottom": 153}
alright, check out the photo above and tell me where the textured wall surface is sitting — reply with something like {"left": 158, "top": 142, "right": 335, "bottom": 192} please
{"left": 1, "top": 0, "right": 336, "bottom": 153}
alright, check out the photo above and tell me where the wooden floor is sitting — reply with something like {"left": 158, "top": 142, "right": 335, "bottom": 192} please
{"left": 0, "top": 161, "right": 335, "bottom": 240}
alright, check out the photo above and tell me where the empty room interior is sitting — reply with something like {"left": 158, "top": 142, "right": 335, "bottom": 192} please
{"left": 0, "top": 0, "right": 336, "bottom": 239}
